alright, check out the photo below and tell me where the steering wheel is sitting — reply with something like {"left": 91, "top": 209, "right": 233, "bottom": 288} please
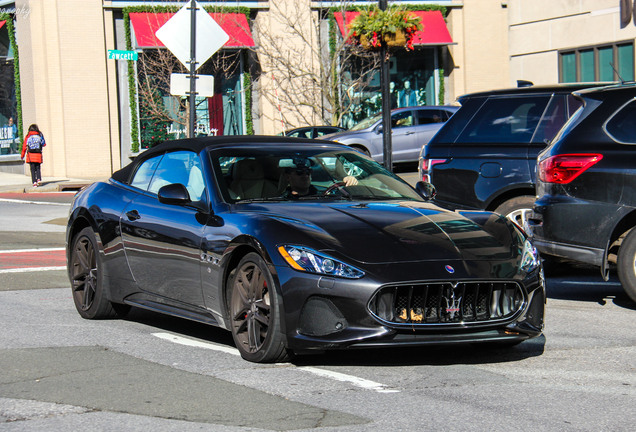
{"left": 323, "top": 181, "right": 349, "bottom": 196}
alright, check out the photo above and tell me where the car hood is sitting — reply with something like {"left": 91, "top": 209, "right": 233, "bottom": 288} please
{"left": 238, "top": 201, "right": 521, "bottom": 264}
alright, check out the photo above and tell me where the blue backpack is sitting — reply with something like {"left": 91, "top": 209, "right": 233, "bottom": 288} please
{"left": 27, "top": 134, "right": 44, "bottom": 153}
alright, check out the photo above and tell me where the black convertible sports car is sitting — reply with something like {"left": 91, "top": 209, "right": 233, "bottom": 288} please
{"left": 67, "top": 136, "right": 545, "bottom": 363}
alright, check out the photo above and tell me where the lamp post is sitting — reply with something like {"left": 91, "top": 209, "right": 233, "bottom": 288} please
{"left": 379, "top": 0, "right": 392, "bottom": 172}
{"left": 188, "top": 0, "right": 198, "bottom": 138}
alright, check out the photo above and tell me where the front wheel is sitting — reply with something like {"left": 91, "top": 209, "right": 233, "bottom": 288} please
{"left": 616, "top": 229, "right": 636, "bottom": 303}
{"left": 494, "top": 196, "right": 535, "bottom": 233}
{"left": 229, "top": 253, "right": 289, "bottom": 363}
{"left": 69, "top": 227, "right": 117, "bottom": 319}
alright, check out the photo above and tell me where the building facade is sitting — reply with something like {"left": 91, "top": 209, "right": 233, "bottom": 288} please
{"left": 0, "top": 0, "right": 634, "bottom": 178}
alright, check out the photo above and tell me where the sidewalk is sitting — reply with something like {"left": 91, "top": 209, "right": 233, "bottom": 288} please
{"left": 0, "top": 171, "right": 99, "bottom": 193}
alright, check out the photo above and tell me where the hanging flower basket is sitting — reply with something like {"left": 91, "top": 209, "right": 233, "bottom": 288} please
{"left": 383, "top": 30, "right": 407, "bottom": 48}
{"left": 348, "top": 6, "right": 423, "bottom": 51}
{"left": 359, "top": 30, "right": 407, "bottom": 50}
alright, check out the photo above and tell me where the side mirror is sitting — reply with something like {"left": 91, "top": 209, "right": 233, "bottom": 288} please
{"left": 376, "top": 124, "right": 383, "bottom": 134}
{"left": 158, "top": 183, "right": 191, "bottom": 206}
{"left": 415, "top": 181, "right": 436, "bottom": 201}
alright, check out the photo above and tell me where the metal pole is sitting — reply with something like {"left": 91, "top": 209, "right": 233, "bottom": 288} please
{"left": 379, "top": 0, "right": 392, "bottom": 172}
{"left": 188, "top": 0, "right": 198, "bottom": 138}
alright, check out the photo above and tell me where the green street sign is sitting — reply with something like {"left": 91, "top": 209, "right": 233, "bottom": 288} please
{"left": 107, "top": 50, "right": 138, "bottom": 61}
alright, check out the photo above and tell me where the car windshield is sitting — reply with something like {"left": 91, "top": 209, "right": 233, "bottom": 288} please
{"left": 210, "top": 148, "right": 422, "bottom": 203}
{"left": 349, "top": 113, "right": 382, "bottom": 131}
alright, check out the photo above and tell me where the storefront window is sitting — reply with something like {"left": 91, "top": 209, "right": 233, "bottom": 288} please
{"left": 137, "top": 49, "right": 244, "bottom": 149}
{"left": 0, "top": 21, "right": 18, "bottom": 155}
{"left": 340, "top": 49, "right": 438, "bottom": 129}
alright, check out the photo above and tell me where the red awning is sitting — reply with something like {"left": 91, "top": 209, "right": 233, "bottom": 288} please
{"left": 0, "top": 20, "right": 6, "bottom": 30}
{"left": 129, "top": 12, "right": 255, "bottom": 49}
{"left": 334, "top": 10, "right": 454, "bottom": 46}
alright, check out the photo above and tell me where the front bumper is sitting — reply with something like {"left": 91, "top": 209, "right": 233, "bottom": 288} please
{"left": 275, "top": 263, "right": 545, "bottom": 352}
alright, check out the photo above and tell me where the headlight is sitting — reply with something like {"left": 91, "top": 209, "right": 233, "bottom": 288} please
{"left": 520, "top": 239, "right": 540, "bottom": 273}
{"left": 278, "top": 245, "right": 364, "bottom": 279}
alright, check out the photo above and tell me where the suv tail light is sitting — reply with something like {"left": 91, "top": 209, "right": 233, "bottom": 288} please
{"left": 419, "top": 158, "right": 448, "bottom": 183}
{"left": 538, "top": 154, "right": 603, "bottom": 184}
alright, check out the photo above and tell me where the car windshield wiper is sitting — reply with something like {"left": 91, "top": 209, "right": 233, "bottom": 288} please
{"left": 296, "top": 195, "right": 352, "bottom": 201}
{"left": 234, "top": 196, "right": 289, "bottom": 203}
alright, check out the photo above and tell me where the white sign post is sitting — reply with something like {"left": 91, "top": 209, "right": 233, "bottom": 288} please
{"left": 170, "top": 73, "right": 215, "bottom": 98}
{"left": 155, "top": 0, "right": 229, "bottom": 137}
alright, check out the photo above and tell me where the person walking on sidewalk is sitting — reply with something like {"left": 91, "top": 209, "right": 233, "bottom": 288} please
{"left": 21, "top": 124, "right": 46, "bottom": 187}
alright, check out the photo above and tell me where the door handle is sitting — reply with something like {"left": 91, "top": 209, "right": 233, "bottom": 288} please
{"left": 405, "top": 131, "right": 415, "bottom": 135}
{"left": 126, "top": 210, "right": 141, "bottom": 221}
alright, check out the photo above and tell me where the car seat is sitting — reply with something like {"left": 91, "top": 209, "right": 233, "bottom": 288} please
{"left": 229, "top": 158, "right": 278, "bottom": 200}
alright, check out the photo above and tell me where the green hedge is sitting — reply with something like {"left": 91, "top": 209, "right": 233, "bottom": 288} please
{"left": 1, "top": 13, "right": 22, "bottom": 142}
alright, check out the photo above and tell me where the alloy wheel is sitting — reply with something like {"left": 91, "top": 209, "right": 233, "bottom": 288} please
{"left": 231, "top": 262, "right": 271, "bottom": 354}
{"left": 506, "top": 207, "right": 532, "bottom": 234}
{"left": 71, "top": 236, "right": 97, "bottom": 311}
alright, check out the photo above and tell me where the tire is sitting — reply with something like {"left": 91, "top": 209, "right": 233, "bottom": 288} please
{"left": 494, "top": 196, "right": 535, "bottom": 233}
{"left": 229, "top": 253, "right": 289, "bottom": 363}
{"left": 616, "top": 229, "right": 636, "bottom": 303}
{"left": 69, "top": 227, "right": 117, "bottom": 319}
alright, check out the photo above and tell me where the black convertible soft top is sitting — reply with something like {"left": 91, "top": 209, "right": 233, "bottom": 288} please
{"left": 110, "top": 135, "right": 340, "bottom": 184}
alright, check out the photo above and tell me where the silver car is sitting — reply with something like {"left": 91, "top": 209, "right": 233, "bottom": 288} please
{"left": 321, "top": 106, "right": 458, "bottom": 164}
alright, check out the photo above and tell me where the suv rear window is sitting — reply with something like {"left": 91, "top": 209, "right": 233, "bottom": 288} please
{"left": 433, "top": 94, "right": 582, "bottom": 144}
{"left": 605, "top": 99, "right": 636, "bottom": 144}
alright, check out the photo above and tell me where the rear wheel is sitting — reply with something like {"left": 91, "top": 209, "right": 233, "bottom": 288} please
{"left": 69, "top": 227, "right": 117, "bottom": 319}
{"left": 616, "top": 229, "right": 636, "bottom": 303}
{"left": 229, "top": 253, "right": 289, "bottom": 363}
{"left": 494, "top": 196, "right": 535, "bottom": 233}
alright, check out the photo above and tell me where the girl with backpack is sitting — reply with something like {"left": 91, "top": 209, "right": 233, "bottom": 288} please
{"left": 21, "top": 124, "right": 46, "bottom": 187}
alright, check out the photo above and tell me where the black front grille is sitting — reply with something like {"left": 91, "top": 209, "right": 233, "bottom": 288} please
{"left": 369, "top": 282, "right": 525, "bottom": 326}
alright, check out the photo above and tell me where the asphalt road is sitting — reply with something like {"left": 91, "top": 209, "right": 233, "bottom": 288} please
{"left": 0, "top": 191, "right": 634, "bottom": 431}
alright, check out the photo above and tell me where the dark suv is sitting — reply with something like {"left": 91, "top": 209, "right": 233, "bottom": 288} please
{"left": 530, "top": 83, "right": 636, "bottom": 303}
{"left": 419, "top": 83, "right": 607, "bottom": 227}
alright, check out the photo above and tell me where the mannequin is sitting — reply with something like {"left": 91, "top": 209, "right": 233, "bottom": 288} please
{"left": 399, "top": 80, "right": 418, "bottom": 107}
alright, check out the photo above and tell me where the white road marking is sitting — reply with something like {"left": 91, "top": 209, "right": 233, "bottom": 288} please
{"left": 297, "top": 366, "right": 399, "bottom": 393}
{"left": 153, "top": 332, "right": 240, "bottom": 356}
{"left": 0, "top": 248, "right": 66, "bottom": 254}
{"left": 0, "top": 198, "right": 70, "bottom": 206}
{"left": 152, "top": 332, "right": 399, "bottom": 393}
{"left": 0, "top": 266, "right": 67, "bottom": 274}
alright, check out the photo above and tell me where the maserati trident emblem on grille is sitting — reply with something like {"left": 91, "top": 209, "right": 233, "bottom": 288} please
{"left": 443, "top": 287, "right": 462, "bottom": 320}
{"left": 445, "top": 265, "right": 455, "bottom": 274}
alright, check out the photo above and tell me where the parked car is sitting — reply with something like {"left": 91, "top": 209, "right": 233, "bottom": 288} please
{"left": 419, "top": 83, "right": 609, "bottom": 227}
{"left": 530, "top": 83, "right": 636, "bottom": 302}
{"left": 321, "top": 106, "right": 458, "bottom": 164}
{"left": 66, "top": 136, "right": 544, "bottom": 363}
{"left": 283, "top": 126, "right": 346, "bottom": 139}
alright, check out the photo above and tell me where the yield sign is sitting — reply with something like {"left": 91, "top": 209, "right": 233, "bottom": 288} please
{"left": 155, "top": 0, "right": 229, "bottom": 70}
